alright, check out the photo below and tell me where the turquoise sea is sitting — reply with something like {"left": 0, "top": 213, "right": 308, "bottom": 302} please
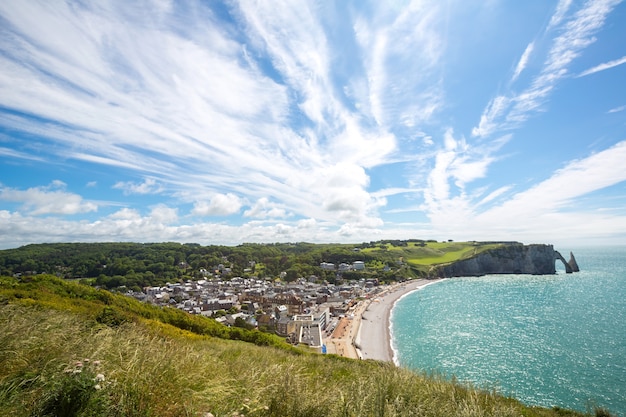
{"left": 391, "top": 247, "right": 626, "bottom": 414}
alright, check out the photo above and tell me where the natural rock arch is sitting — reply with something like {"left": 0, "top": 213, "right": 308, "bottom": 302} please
{"left": 554, "top": 250, "right": 579, "bottom": 273}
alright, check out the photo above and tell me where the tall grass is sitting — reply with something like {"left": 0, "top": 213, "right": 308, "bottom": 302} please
{"left": 1, "top": 301, "right": 598, "bottom": 417}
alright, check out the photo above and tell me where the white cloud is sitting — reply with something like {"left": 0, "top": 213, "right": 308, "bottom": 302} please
{"left": 297, "top": 218, "right": 316, "bottom": 229}
{"left": 371, "top": 187, "right": 423, "bottom": 199}
{"left": 547, "top": 0, "right": 574, "bottom": 30}
{"left": 0, "top": 181, "right": 97, "bottom": 215}
{"left": 512, "top": 42, "right": 534, "bottom": 82}
{"left": 422, "top": 140, "right": 626, "bottom": 243}
{"left": 0, "top": 209, "right": 384, "bottom": 249}
{"left": 235, "top": 0, "right": 331, "bottom": 126}
{"left": 608, "top": 105, "right": 625, "bottom": 113}
{"left": 243, "top": 197, "right": 289, "bottom": 219}
{"left": 577, "top": 55, "right": 626, "bottom": 77}
{"left": 472, "top": 0, "right": 621, "bottom": 138}
{"left": 0, "top": 1, "right": 415, "bottom": 231}
{"left": 353, "top": 0, "right": 444, "bottom": 130}
{"left": 191, "top": 193, "right": 243, "bottom": 217}
{"left": 1, "top": 1, "right": 624, "bottom": 247}
{"left": 482, "top": 141, "right": 626, "bottom": 217}
{"left": 113, "top": 178, "right": 163, "bottom": 195}
{"left": 108, "top": 208, "right": 140, "bottom": 220}
{"left": 0, "top": 146, "right": 46, "bottom": 161}
{"left": 290, "top": 162, "right": 387, "bottom": 226}
{"left": 149, "top": 205, "right": 178, "bottom": 224}
{"left": 472, "top": 95, "right": 510, "bottom": 138}
{"left": 423, "top": 128, "right": 496, "bottom": 213}
{"left": 476, "top": 185, "right": 513, "bottom": 206}
{"left": 415, "top": 131, "right": 626, "bottom": 242}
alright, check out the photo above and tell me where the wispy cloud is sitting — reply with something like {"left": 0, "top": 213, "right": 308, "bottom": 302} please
{"left": 547, "top": 0, "right": 574, "bottom": 30}
{"left": 473, "top": 140, "right": 626, "bottom": 229}
{"left": 512, "top": 42, "right": 535, "bottom": 82}
{"left": 422, "top": 128, "right": 502, "bottom": 224}
{"left": 476, "top": 185, "right": 513, "bottom": 206}
{"left": 472, "top": 0, "right": 621, "bottom": 138}
{"left": 353, "top": 1, "right": 444, "bottom": 131}
{"left": 0, "top": 1, "right": 452, "bottom": 229}
{"left": 608, "top": 105, "right": 626, "bottom": 113}
{"left": 418, "top": 141, "right": 626, "bottom": 243}
{"left": 577, "top": 55, "right": 626, "bottom": 77}
{"left": 0, "top": 146, "right": 46, "bottom": 161}
{"left": 1, "top": 1, "right": 624, "bottom": 247}
{"left": 502, "top": 141, "right": 626, "bottom": 210}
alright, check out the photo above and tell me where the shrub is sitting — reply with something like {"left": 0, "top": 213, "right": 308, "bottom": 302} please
{"left": 38, "top": 360, "right": 110, "bottom": 417}
{"left": 96, "top": 306, "right": 130, "bottom": 327}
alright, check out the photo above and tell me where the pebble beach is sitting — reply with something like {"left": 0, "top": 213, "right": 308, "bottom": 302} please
{"left": 355, "top": 279, "right": 440, "bottom": 363}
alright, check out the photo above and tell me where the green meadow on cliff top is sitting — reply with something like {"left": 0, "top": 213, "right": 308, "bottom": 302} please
{"left": 361, "top": 241, "right": 502, "bottom": 269}
{"left": 0, "top": 274, "right": 610, "bottom": 417}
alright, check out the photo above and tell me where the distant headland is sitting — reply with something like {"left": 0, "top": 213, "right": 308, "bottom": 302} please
{"left": 431, "top": 242, "right": 580, "bottom": 277}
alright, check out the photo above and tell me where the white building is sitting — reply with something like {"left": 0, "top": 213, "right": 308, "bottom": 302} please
{"left": 353, "top": 261, "right": 365, "bottom": 270}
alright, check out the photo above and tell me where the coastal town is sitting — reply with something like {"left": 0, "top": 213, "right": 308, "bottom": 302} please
{"left": 126, "top": 258, "right": 430, "bottom": 360}
{"left": 128, "top": 259, "right": 381, "bottom": 358}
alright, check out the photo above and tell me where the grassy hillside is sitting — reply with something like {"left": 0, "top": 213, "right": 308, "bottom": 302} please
{"left": 0, "top": 275, "right": 604, "bottom": 417}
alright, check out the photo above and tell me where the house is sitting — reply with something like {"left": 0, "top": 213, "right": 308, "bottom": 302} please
{"left": 275, "top": 304, "right": 288, "bottom": 319}
{"left": 298, "top": 323, "right": 323, "bottom": 352}
{"left": 256, "top": 313, "right": 275, "bottom": 329}
{"left": 223, "top": 312, "right": 248, "bottom": 326}
{"left": 320, "top": 262, "right": 335, "bottom": 270}
{"left": 338, "top": 263, "right": 352, "bottom": 271}
{"left": 276, "top": 316, "right": 294, "bottom": 336}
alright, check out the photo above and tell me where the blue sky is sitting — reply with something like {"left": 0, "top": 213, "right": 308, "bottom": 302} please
{"left": 1, "top": 0, "right": 625, "bottom": 249}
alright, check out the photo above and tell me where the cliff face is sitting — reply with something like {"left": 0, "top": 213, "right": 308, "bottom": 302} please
{"left": 433, "top": 243, "right": 558, "bottom": 277}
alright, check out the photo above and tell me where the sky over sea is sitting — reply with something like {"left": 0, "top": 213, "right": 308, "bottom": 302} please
{"left": 1, "top": 0, "right": 625, "bottom": 249}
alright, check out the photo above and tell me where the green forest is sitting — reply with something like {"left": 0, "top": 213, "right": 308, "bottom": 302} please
{"left": 0, "top": 240, "right": 502, "bottom": 291}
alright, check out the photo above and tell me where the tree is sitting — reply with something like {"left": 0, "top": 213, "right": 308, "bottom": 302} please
{"left": 234, "top": 316, "right": 255, "bottom": 330}
{"left": 285, "top": 267, "right": 299, "bottom": 282}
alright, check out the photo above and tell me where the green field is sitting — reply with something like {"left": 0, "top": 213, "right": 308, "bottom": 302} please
{"left": 362, "top": 241, "right": 501, "bottom": 268}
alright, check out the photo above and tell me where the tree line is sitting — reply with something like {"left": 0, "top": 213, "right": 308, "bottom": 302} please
{"left": 0, "top": 241, "right": 411, "bottom": 290}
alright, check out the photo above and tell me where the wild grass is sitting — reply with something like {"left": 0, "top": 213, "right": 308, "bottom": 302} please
{"left": 0, "top": 276, "right": 610, "bottom": 417}
{"left": 1, "top": 301, "right": 597, "bottom": 417}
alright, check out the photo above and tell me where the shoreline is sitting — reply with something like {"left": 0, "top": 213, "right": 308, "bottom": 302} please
{"left": 355, "top": 278, "right": 442, "bottom": 363}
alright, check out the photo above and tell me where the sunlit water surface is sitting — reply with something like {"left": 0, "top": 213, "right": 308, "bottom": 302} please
{"left": 391, "top": 247, "right": 626, "bottom": 414}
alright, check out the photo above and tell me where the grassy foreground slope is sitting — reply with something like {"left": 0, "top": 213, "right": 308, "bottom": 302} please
{"left": 0, "top": 275, "right": 592, "bottom": 417}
